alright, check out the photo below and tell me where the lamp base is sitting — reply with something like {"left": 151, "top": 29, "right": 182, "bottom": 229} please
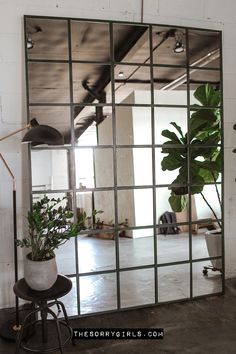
{"left": 0, "top": 305, "right": 35, "bottom": 342}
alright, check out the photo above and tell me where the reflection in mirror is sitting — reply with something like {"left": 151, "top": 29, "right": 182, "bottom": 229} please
{"left": 26, "top": 18, "right": 69, "bottom": 60}
{"left": 113, "top": 23, "right": 150, "bottom": 64}
{"left": 192, "top": 222, "right": 222, "bottom": 260}
{"left": 155, "top": 107, "right": 187, "bottom": 145}
{"left": 153, "top": 67, "right": 187, "bottom": 105}
{"left": 71, "top": 21, "right": 110, "bottom": 62}
{"left": 152, "top": 26, "right": 186, "bottom": 66}
{"left": 189, "top": 69, "right": 221, "bottom": 105}
{"left": 117, "top": 148, "right": 152, "bottom": 186}
{"left": 155, "top": 148, "right": 187, "bottom": 185}
{"left": 78, "top": 234, "right": 116, "bottom": 273}
{"left": 72, "top": 63, "right": 112, "bottom": 103}
{"left": 119, "top": 230, "right": 154, "bottom": 268}
{"left": 188, "top": 30, "right": 220, "bottom": 68}
{"left": 29, "top": 106, "right": 71, "bottom": 145}
{"left": 157, "top": 233, "right": 189, "bottom": 264}
{"left": 28, "top": 62, "right": 70, "bottom": 104}
{"left": 114, "top": 65, "right": 151, "bottom": 104}
{"left": 73, "top": 106, "right": 113, "bottom": 146}
{"left": 192, "top": 260, "right": 222, "bottom": 296}
{"left": 31, "top": 150, "right": 69, "bottom": 190}
{"left": 158, "top": 264, "right": 190, "bottom": 302}
{"left": 26, "top": 16, "right": 223, "bottom": 315}
{"left": 80, "top": 273, "right": 117, "bottom": 314}
{"left": 116, "top": 106, "right": 151, "bottom": 145}
{"left": 120, "top": 268, "right": 155, "bottom": 308}
{"left": 76, "top": 190, "right": 115, "bottom": 228}
{"left": 58, "top": 277, "right": 77, "bottom": 317}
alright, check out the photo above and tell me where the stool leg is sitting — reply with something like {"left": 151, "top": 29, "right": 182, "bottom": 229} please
{"left": 15, "top": 307, "right": 41, "bottom": 354}
{"left": 54, "top": 300, "right": 75, "bottom": 345}
{"left": 47, "top": 307, "right": 64, "bottom": 354}
{"left": 41, "top": 303, "right": 48, "bottom": 344}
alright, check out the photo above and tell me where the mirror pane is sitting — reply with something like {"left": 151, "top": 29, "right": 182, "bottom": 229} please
{"left": 157, "top": 232, "right": 189, "bottom": 264}
{"left": 119, "top": 230, "right": 154, "bottom": 268}
{"left": 26, "top": 18, "right": 69, "bottom": 60}
{"left": 192, "top": 260, "right": 222, "bottom": 296}
{"left": 73, "top": 106, "right": 113, "bottom": 146}
{"left": 55, "top": 238, "right": 76, "bottom": 275}
{"left": 113, "top": 23, "right": 150, "bottom": 63}
{"left": 120, "top": 268, "right": 155, "bottom": 308}
{"left": 117, "top": 189, "right": 153, "bottom": 228}
{"left": 116, "top": 106, "right": 152, "bottom": 145}
{"left": 28, "top": 62, "right": 70, "bottom": 104}
{"left": 156, "top": 187, "right": 188, "bottom": 225}
{"left": 117, "top": 148, "right": 152, "bottom": 186}
{"left": 188, "top": 30, "right": 220, "bottom": 68}
{"left": 77, "top": 233, "right": 116, "bottom": 273}
{"left": 193, "top": 184, "right": 222, "bottom": 224}
{"left": 114, "top": 65, "right": 151, "bottom": 104}
{"left": 31, "top": 150, "right": 69, "bottom": 191}
{"left": 189, "top": 69, "right": 221, "bottom": 105}
{"left": 155, "top": 107, "right": 187, "bottom": 145}
{"left": 71, "top": 21, "right": 110, "bottom": 62}
{"left": 72, "top": 63, "right": 112, "bottom": 103}
{"left": 75, "top": 149, "right": 94, "bottom": 188}
{"left": 158, "top": 263, "right": 190, "bottom": 302}
{"left": 58, "top": 277, "right": 77, "bottom": 317}
{"left": 155, "top": 147, "right": 187, "bottom": 185}
{"left": 29, "top": 106, "right": 71, "bottom": 145}
{"left": 80, "top": 273, "right": 117, "bottom": 314}
{"left": 192, "top": 222, "right": 222, "bottom": 260}
{"left": 153, "top": 67, "right": 187, "bottom": 104}
{"left": 76, "top": 190, "right": 115, "bottom": 227}
{"left": 152, "top": 26, "right": 187, "bottom": 66}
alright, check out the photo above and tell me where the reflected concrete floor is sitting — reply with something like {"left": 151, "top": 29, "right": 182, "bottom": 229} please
{"left": 0, "top": 279, "right": 236, "bottom": 354}
{"left": 56, "top": 232, "right": 222, "bottom": 316}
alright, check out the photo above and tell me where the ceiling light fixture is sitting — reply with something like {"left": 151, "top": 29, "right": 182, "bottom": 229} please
{"left": 27, "top": 38, "right": 34, "bottom": 50}
{"left": 173, "top": 31, "right": 185, "bottom": 53}
{"left": 118, "top": 71, "right": 124, "bottom": 78}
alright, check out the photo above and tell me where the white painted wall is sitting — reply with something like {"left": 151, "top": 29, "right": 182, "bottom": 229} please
{"left": 1, "top": 0, "right": 236, "bottom": 308}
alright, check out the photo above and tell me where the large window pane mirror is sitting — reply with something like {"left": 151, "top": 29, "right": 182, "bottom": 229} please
{"left": 25, "top": 15, "right": 223, "bottom": 317}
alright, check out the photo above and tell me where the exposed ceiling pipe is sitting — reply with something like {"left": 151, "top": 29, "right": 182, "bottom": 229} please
{"left": 161, "top": 48, "right": 220, "bottom": 90}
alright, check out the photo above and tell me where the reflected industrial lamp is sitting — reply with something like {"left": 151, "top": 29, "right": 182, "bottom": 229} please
{"left": 0, "top": 119, "right": 63, "bottom": 340}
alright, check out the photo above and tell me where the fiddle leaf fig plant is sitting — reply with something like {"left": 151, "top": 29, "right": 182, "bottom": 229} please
{"left": 16, "top": 195, "right": 101, "bottom": 261}
{"left": 161, "top": 83, "right": 222, "bottom": 228}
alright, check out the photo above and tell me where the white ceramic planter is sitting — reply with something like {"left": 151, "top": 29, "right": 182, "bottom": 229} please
{"left": 205, "top": 230, "right": 222, "bottom": 269}
{"left": 24, "top": 253, "right": 58, "bottom": 291}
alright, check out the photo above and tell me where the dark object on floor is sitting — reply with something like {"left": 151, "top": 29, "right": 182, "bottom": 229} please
{"left": 159, "top": 211, "right": 179, "bottom": 235}
{"left": 13, "top": 274, "right": 74, "bottom": 353}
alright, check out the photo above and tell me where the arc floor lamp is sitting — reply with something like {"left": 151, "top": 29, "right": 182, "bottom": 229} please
{"left": 0, "top": 119, "right": 63, "bottom": 340}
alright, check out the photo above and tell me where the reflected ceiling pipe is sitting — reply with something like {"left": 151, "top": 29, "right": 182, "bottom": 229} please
{"left": 75, "top": 26, "right": 147, "bottom": 118}
{"left": 161, "top": 48, "right": 220, "bottom": 90}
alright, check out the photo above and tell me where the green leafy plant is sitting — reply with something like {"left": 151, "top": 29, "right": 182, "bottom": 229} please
{"left": 16, "top": 195, "right": 97, "bottom": 261}
{"left": 161, "top": 83, "right": 222, "bottom": 228}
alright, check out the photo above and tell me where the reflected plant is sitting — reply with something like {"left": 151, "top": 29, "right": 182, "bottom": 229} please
{"left": 161, "top": 83, "right": 222, "bottom": 228}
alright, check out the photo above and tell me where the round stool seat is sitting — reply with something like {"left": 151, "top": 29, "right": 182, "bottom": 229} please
{"left": 13, "top": 274, "right": 72, "bottom": 302}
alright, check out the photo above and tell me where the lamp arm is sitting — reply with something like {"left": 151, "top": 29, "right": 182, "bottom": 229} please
{"left": 0, "top": 123, "right": 30, "bottom": 142}
{"left": 0, "top": 153, "right": 15, "bottom": 190}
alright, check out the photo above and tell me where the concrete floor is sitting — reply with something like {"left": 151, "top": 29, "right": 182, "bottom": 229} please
{"left": 0, "top": 278, "right": 236, "bottom": 353}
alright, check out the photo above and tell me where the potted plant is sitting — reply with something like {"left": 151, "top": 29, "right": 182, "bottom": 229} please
{"left": 16, "top": 195, "right": 89, "bottom": 290}
{"left": 160, "top": 83, "right": 222, "bottom": 269}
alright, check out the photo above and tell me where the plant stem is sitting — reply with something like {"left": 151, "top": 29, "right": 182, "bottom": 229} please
{"left": 200, "top": 192, "right": 221, "bottom": 229}
{"left": 211, "top": 171, "right": 221, "bottom": 204}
